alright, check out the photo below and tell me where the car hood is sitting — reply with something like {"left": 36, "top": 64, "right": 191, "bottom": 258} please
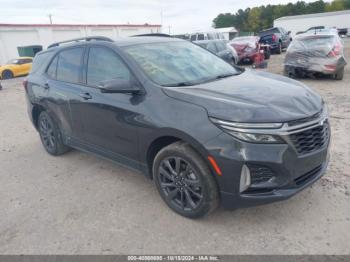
{"left": 162, "top": 69, "right": 323, "bottom": 123}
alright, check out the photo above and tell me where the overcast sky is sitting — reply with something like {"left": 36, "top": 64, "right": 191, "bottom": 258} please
{"left": 0, "top": 0, "right": 315, "bottom": 34}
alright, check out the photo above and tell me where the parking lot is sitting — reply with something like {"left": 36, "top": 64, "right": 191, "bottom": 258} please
{"left": 0, "top": 39, "right": 349, "bottom": 255}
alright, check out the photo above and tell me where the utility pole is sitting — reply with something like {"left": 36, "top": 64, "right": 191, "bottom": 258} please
{"left": 168, "top": 25, "right": 171, "bottom": 35}
{"left": 160, "top": 0, "right": 163, "bottom": 32}
{"left": 48, "top": 14, "right": 53, "bottom": 24}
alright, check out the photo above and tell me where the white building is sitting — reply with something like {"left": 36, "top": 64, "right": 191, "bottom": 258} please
{"left": 0, "top": 23, "right": 161, "bottom": 64}
{"left": 274, "top": 10, "right": 350, "bottom": 36}
{"left": 215, "top": 27, "right": 238, "bottom": 40}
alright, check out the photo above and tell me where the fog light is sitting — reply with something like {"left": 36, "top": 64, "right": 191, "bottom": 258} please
{"left": 240, "top": 164, "right": 251, "bottom": 193}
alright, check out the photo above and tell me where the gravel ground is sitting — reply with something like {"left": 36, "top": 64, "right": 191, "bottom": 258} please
{"left": 0, "top": 39, "right": 349, "bottom": 255}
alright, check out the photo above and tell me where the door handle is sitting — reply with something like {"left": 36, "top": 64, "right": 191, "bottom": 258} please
{"left": 79, "top": 92, "right": 92, "bottom": 100}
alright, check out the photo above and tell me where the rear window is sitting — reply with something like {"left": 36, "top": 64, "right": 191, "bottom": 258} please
{"left": 31, "top": 51, "right": 54, "bottom": 74}
{"left": 292, "top": 36, "right": 337, "bottom": 49}
{"left": 259, "top": 28, "right": 279, "bottom": 36}
{"left": 56, "top": 47, "right": 84, "bottom": 84}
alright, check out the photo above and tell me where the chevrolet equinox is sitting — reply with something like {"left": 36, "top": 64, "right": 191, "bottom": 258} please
{"left": 25, "top": 36, "right": 330, "bottom": 218}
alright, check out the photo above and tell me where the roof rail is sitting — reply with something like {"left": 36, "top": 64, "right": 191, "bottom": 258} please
{"left": 132, "top": 33, "right": 172, "bottom": 37}
{"left": 47, "top": 36, "right": 113, "bottom": 49}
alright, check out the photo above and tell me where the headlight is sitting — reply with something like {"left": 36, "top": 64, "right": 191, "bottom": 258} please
{"left": 210, "top": 117, "right": 285, "bottom": 144}
{"left": 229, "top": 131, "right": 283, "bottom": 143}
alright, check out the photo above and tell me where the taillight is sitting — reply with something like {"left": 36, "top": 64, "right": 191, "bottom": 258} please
{"left": 272, "top": 34, "right": 277, "bottom": 41}
{"left": 328, "top": 44, "right": 341, "bottom": 57}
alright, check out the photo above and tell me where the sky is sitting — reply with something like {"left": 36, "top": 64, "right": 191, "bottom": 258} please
{"left": 0, "top": 0, "right": 315, "bottom": 34}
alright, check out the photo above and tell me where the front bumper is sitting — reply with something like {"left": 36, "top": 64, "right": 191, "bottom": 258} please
{"left": 204, "top": 126, "right": 330, "bottom": 209}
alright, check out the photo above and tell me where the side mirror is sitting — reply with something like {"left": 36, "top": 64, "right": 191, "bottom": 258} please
{"left": 98, "top": 78, "right": 140, "bottom": 94}
{"left": 287, "top": 31, "right": 291, "bottom": 35}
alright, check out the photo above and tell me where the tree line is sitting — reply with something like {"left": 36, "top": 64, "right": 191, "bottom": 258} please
{"left": 213, "top": 0, "right": 350, "bottom": 32}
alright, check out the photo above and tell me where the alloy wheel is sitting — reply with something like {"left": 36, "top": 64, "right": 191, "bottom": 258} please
{"left": 158, "top": 157, "right": 203, "bottom": 211}
{"left": 39, "top": 115, "right": 56, "bottom": 151}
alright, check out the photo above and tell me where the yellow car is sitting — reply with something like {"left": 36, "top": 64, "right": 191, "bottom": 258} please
{"left": 0, "top": 57, "right": 33, "bottom": 79}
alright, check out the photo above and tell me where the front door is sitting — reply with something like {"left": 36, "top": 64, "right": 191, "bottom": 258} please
{"left": 71, "top": 45, "right": 142, "bottom": 165}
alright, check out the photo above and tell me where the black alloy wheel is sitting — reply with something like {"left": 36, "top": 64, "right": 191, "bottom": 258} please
{"left": 153, "top": 142, "right": 219, "bottom": 218}
{"left": 158, "top": 156, "right": 204, "bottom": 211}
{"left": 38, "top": 111, "right": 70, "bottom": 155}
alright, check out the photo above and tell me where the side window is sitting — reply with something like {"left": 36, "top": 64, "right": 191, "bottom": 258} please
{"left": 47, "top": 55, "right": 58, "bottom": 79}
{"left": 22, "top": 59, "right": 32, "bottom": 64}
{"left": 56, "top": 47, "right": 84, "bottom": 84}
{"left": 190, "top": 35, "right": 197, "bottom": 41}
{"left": 87, "top": 47, "right": 130, "bottom": 87}
{"left": 215, "top": 42, "right": 226, "bottom": 52}
{"left": 206, "top": 42, "right": 217, "bottom": 53}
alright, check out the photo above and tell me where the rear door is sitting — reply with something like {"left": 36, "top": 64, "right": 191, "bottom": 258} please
{"left": 44, "top": 46, "right": 86, "bottom": 139}
{"left": 70, "top": 45, "right": 141, "bottom": 165}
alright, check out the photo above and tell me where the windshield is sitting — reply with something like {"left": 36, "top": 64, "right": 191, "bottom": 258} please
{"left": 7, "top": 59, "right": 19, "bottom": 64}
{"left": 123, "top": 41, "right": 239, "bottom": 86}
{"left": 290, "top": 36, "right": 337, "bottom": 53}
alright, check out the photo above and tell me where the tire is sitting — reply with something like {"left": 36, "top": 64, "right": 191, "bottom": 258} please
{"left": 1, "top": 70, "right": 14, "bottom": 79}
{"left": 38, "top": 111, "right": 70, "bottom": 156}
{"left": 264, "top": 49, "right": 271, "bottom": 60}
{"left": 153, "top": 141, "right": 219, "bottom": 219}
{"left": 334, "top": 67, "right": 344, "bottom": 80}
{"left": 276, "top": 43, "right": 282, "bottom": 54}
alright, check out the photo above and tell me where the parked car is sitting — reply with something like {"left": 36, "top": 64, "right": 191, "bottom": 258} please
{"left": 259, "top": 27, "right": 292, "bottom": 54}
{"left": 189, "top": 31, "right": 225, "bottom": 42}
{"left": 0, "top": 57, "right": 33, "bottom": 79}
{"left": 230, "top": 36, "right": 270, "bottom": 64}
{"left": 337, "top": 28, "right": 348, "bottom": 37}
{"left": 284, "top": 29, "right": 347, "bottom": 80}
{"left": 26, "top": 36, "right": 330, "bottom": 218}
{"left": 194, "top": 39, "right": 237, "bottom": 65}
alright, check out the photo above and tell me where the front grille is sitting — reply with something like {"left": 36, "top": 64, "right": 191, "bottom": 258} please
{"left": 249, "top": 165, "right": 275, "bottom": 185}
{"left": 294, "top": 165, "right": 322, "bottom": 186}
{"left": 290, "top": 120, "right": 329, "bottom": 155}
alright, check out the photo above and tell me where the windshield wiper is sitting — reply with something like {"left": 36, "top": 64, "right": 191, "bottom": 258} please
{"left": 215, "top": 73, "right": 238, "bottom": 79}
{"left": 165, "top": 82, "right": 195, "bottom": 87}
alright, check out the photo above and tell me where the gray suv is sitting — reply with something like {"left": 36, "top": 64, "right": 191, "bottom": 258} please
{"left": 25, "top": 36, "right": 330, "bottom": 218}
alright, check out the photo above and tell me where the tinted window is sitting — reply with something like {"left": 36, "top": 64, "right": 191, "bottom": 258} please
{"left": 87, "top": 47, "right": 130, "bottom": 86}
{"left": 18, "top": 58, "right": 32, "bottom": 64}
{"left": 47, "top": 56, "right": 58, "bottom": 79}
{"left": 190, "top": 35, "right": 197, "bottom": 41}
{"left": 31, "top": 51, "right": 54, "bottom": 74}
{"left": 197, "top": 34, "right": 205, "bottom": 40}
{"left": 56, "top": 47, "right": 84, "bottom": 83}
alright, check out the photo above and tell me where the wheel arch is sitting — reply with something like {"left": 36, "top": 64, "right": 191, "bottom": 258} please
{"left": 32, "top": 104, "right": 46, "bottom": 129}
{"left": 144, "top": 128, "right": 214, "bottom": 179}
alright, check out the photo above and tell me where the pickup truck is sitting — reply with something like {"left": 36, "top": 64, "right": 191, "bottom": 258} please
{"left": 258, "top": 27, "right": 292, "bottom": 54}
